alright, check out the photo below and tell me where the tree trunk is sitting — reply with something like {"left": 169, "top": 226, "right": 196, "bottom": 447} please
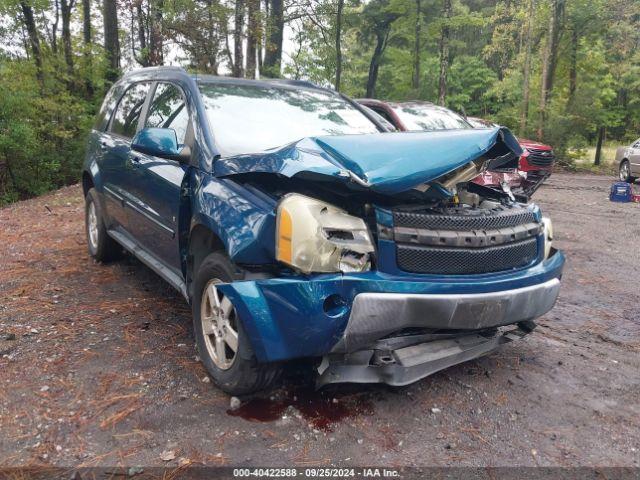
{"left": 519, "top": 0, "right": 534, "bottom": 136}
{"left": 20, "top": 2, "right": 44, "bottom": 88}
{"left": 52, "top": 0, "right": 59, "bottom": 53}
{"left": 366, "top": 27, "right": 390, "bottom": 98}
{"left": 135, "top": 1, "right": 148, "bottom": 66}
{"left": 334, "top": 0, "right": 344, "bottom": 91}
{"left": 412, "top": 0, "right": 421, "bottom": 91}
{"left": 259, "top": 0, "right": 268, "bottom": 72}
{"left": 60, "top": 0, "right": 75, "bottom": 77}
{"left": 149, "top": 0, "right": 164, "bottom": 65}
{"left": 233, "top": 0, "right": 245, "bottom": 77}
{"left": 594, "top": 126, "right": 605, "bottom": 166}
{"left": 82, "top": 0, "right": 91, "bottom": 45}
{"left": 538, "top": 0, "right": 565, "bottom": 139}
{"left": 246, "top": 0, "right": 259, "bottom": 78}
{"left": 568, "top": 26, "right": 578, "bottom": 105}
{"left": 103, "top": 0, "right": 121, "bottom": 82}
{"left": 263, "top": 0, "right": 283, "bottom": 77}
{"left": 82, "top": 0, "right": 94, "bottom": 97}
{"left": 437, "top": 0, "right": 451, "bottom": 106}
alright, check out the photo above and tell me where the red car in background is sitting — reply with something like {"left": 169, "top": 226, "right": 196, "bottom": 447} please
{"left": 357, "top": 99, "right": 555, "bottom": 197}
{"left": 467, "top": 116, "right": 555, "bottom": 184}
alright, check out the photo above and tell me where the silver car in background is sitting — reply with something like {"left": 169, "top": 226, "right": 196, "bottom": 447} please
{"left": 616, "top": 139, "right": 640, "bottom": 183}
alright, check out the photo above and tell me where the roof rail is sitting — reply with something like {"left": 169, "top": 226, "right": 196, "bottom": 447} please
{"left": 266, "top": 78, "right": 327, "bottom": 91}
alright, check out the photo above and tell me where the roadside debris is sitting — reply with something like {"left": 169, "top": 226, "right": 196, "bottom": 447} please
{"left": 159, "top": 450, "right": 176, "bottom": 462}
{"left": 229, "top": 396, "right": 241, "bottom": 411}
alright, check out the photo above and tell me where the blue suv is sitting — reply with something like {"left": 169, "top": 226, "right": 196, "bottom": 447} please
{"left": 83, "top": 67, "right": 565, "bottom": 394}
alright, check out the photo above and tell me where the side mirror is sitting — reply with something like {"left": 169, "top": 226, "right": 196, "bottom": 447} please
{"left": 131, "top": 127, "right": 191, "bottom": 163}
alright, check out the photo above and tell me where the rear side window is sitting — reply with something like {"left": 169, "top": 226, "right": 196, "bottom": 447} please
{"left": 145, "top": 83, "right": 189, "bottom": 144}
{"left": 371, "top": 106, "right": 395, "bottom": 125}
{"left": 110, "top": 83, "right": 150, "bottom": 138}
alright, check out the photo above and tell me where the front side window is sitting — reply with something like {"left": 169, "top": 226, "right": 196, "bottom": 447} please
{"left": 94, "top": 85, "right": 123, "bottom": 131}
{"left": 111, "top": 82, "right": 150, "bottom": 138}
{"left": 392, "top": 104, "right": 472, "bottom": 132}
{"left": 145, "top": 83, "right": 189, "bottom": 145}
{"left": 199, "top": 82, "right": 379, "bottom": 157}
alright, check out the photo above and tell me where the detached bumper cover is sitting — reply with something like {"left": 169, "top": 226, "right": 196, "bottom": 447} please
{"left": 317, "top": 324, "right": 534, "bottom": 387}
{"left": 332, "top": 277, "right": 560, "bottom": 353}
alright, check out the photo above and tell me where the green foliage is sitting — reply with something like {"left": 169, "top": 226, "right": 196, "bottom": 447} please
{"left": 0, "top": 51, "right": 100, "bottom": 206}
{"left": 1, "top": 0, "right": 640, "bottom": 205}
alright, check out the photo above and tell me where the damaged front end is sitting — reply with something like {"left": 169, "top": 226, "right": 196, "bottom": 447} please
{"left": 204, "top": 126, "right": 564, "bottom": 387}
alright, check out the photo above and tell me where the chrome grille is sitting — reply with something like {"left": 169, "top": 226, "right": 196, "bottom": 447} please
{"left": 390, "top": 205, "right": 541, "bottom": 275}
{"left": 526, "top": 148, "right": 555, "bottom": 167}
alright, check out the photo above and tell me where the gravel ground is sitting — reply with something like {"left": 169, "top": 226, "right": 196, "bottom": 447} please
{"left": 0, "top": 172, "right": 639, "bottom": 470}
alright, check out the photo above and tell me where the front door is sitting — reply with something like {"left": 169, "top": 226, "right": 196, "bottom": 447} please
{"left": 125, "top": 82, "right": 191, "bottom": 272}
{"left": 100, "top": 82, "right": 151, "bottom": 230}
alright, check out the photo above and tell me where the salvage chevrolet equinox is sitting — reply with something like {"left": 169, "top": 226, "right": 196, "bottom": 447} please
{"left": 82, "top": 67, "right": 565, "bottom": 394}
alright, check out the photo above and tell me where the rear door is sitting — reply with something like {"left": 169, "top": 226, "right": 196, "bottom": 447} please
{"left": 125, "top": 81, "right": 191, "bottom": 271}
{"left": 100, "top": 82, "right": 152, "bottom": 230}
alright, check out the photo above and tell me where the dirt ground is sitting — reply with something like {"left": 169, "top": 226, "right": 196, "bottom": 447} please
{"left": 0, "top": 172, "right": 639, "bottom": 470}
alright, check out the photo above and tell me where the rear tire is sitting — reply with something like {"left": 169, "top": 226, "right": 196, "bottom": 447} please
{"left": 85, "top": 188, "right": 121, "bottom": 262}
{"left": 192, "top": 252, "right": 282, "bottom": 395}
{"left": 619, "top": 160, "right": 636, "bottom": 183}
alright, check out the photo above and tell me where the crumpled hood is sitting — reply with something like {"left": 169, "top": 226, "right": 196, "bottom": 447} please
{"left": 214, "top": 127, "right": 522, "bottom": 195}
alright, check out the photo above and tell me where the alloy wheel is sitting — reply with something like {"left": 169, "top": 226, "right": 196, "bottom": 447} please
{"left": 200, "top": 279, "right": 238, "bottom": 370}
{"left": 87, "top": 200, "right": 99, "bottom": 250}
{"left": 620, "top": 162, "right": 630, "bottom": 181}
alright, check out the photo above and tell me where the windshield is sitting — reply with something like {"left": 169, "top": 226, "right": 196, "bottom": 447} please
{"left": 199, "top": 82, "right": 379, "bottom": 156}
{"left": 392, "top": 104, "right": 472, "bottom": 131}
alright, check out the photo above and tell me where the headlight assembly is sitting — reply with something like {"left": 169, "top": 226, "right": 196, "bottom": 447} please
{"left": 542, "top": 216, "right": 553, "bottom": 259}
{"left": 276, "top": 194, "right": 375, "bottom": 273}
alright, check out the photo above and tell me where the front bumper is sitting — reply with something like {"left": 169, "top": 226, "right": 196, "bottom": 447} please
{"left": 332, "top": 277, "right": 560, "bottom": 353}
{"left": 217, "top": 249, "right": 565, "bottom": 364}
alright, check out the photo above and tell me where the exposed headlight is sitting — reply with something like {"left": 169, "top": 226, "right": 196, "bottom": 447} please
{"left": 542, "top": 217, "right": 553, "bottom": 259}
{"left": 276, "top": 194, "right": 375, "bottom": 273}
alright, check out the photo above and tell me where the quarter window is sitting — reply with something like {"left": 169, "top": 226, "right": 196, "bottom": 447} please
{"left": 111, "top": 83, "right": 150, "bottom": 138}
{"left": 145, "top": 83, "right": 189, "bottom": 145}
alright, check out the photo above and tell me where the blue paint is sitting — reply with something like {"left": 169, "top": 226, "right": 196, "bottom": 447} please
{"left": 374, "top": 207, "right": 393, "bottom": 227}
{"left": 191, "top": 171, "right": 277, "bottom": 264}
{"left": 217, "top": 250, "right": 565, "bottom": 362}
{"left": 131, "top": 127, "right": 181, "bottom": 157}
{"left": 216, "top": 127, "right": 523, "bottom": 195}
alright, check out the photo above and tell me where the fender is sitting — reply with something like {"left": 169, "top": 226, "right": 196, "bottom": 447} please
{"left": 190, "top": 169, "right": 277, "bottom": 264}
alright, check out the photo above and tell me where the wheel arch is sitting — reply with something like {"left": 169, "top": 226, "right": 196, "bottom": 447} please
{"left": 186, "top": 224, "right": 227, "bottom": 300}
{"left": 82, "top": 171, "right": 94, "bottom": 197}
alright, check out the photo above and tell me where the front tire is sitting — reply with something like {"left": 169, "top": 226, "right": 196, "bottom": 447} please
{"left": 619, "top": 160, "right": 636, "bottom": 183}
{"left": 192, "top": 252, "right": 281, "bottom": 395}
{"left": 85, "top": 188, "right": 121, "bottom": 262}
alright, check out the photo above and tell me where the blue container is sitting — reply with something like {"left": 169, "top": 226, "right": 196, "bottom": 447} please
{"left": 610, "top": 182, "right": 633, "bottom": 202}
